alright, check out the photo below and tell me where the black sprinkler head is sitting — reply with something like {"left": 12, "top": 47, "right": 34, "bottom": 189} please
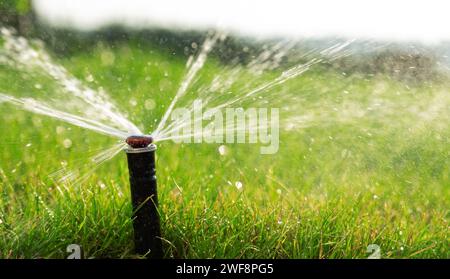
{"left": 124, "top": 134, "right": 162, "bottom": 258}
{"left": 126, "top": 135, "right": 153, "bottom": 148}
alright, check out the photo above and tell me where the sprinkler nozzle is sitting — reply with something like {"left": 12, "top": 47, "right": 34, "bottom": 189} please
{"left": 125, "top": 137, "right": 162, "bottom": 258}
{"left": 126, "top": 135, "right": 153, "bottom": 148}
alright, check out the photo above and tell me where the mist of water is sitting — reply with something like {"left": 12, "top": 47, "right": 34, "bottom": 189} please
{"left": 153, "top": 31, "right": 226, "bottom": 138}
{"left": 0, "top": 93, "right": 129, "bottom": 139}
{"left": 0, "top": 27, "right": 141, "bottom": 137}
{"left": 153, "top": 39, "right": 357, "bottom": 142}
{"left": 0, "top": 27, "right": 397, "bottom": 185}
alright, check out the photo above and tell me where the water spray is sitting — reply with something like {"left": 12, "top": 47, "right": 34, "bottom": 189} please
{"left": 125, "top": 135, "right": 163, "bottom": 258}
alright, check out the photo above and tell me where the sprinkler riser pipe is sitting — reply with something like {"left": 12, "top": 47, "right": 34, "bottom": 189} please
{"left": 125, "top": 143, "right": 163, "bottom": 258}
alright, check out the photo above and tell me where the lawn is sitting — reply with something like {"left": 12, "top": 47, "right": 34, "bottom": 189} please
{"left": 0, "top": 37, "right": 448, "bottom": 258}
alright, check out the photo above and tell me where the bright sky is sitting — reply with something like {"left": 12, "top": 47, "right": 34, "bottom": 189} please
{"left": 33, "top": 0, "right": 450, "bottom": 43}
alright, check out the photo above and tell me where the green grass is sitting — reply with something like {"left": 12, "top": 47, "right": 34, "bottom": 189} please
{"left": 0, "top": 39, "right": 449, "bottom": 258}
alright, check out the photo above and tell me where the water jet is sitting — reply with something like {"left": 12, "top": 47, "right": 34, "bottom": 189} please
{"left": 125, "top": 135, "right": 163, "bottom": 258}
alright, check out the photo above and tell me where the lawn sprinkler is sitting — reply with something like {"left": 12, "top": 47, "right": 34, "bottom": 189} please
{"left": 125, "top": 135, "right": 163, "bottom": 258}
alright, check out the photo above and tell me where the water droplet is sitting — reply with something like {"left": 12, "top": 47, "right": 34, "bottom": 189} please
{"left": 277, "top": 220, "right": 283, "bottom": 225}
{"left": 235, "top": 181, "right": 243, "bottom": 190}
{"left": 218, "top": 145, "right": 228, "bottom": 156}
{"left": 144, "top": 99, "right": 156, "bottom": 110}
{"left": 100, "top": 50, "right": 115, "bottom": 66}
{"left": 25, "top": 143, "right": 32, "bottom": 147}
{"left": 129, "top": 98, "right": 137, "bottom": 107}
{"left": 373, "top": 194, "right": 379, "bottom": 200}
{"left": 34, "top": 83, "right": 42, "bottom": 89}
{"left": 86, "top": 74, "right": 94, "bottom": 82}
{"left": 63, "top": 139, "right": 72, "bottom": 149}
{"left": 56, "top": 126, "right": 65, "bottom": 134}
{"left": 276, "top": 189, "right": 282, "bottom": 195}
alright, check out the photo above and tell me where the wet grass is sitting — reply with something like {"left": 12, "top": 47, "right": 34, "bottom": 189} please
{"left": 0, "top": 40, "right": 449, "bottom": 258}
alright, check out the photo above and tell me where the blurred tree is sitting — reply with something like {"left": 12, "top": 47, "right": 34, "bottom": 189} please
{"left": 0, "top": 0, "right": 35, "bottom": 35}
